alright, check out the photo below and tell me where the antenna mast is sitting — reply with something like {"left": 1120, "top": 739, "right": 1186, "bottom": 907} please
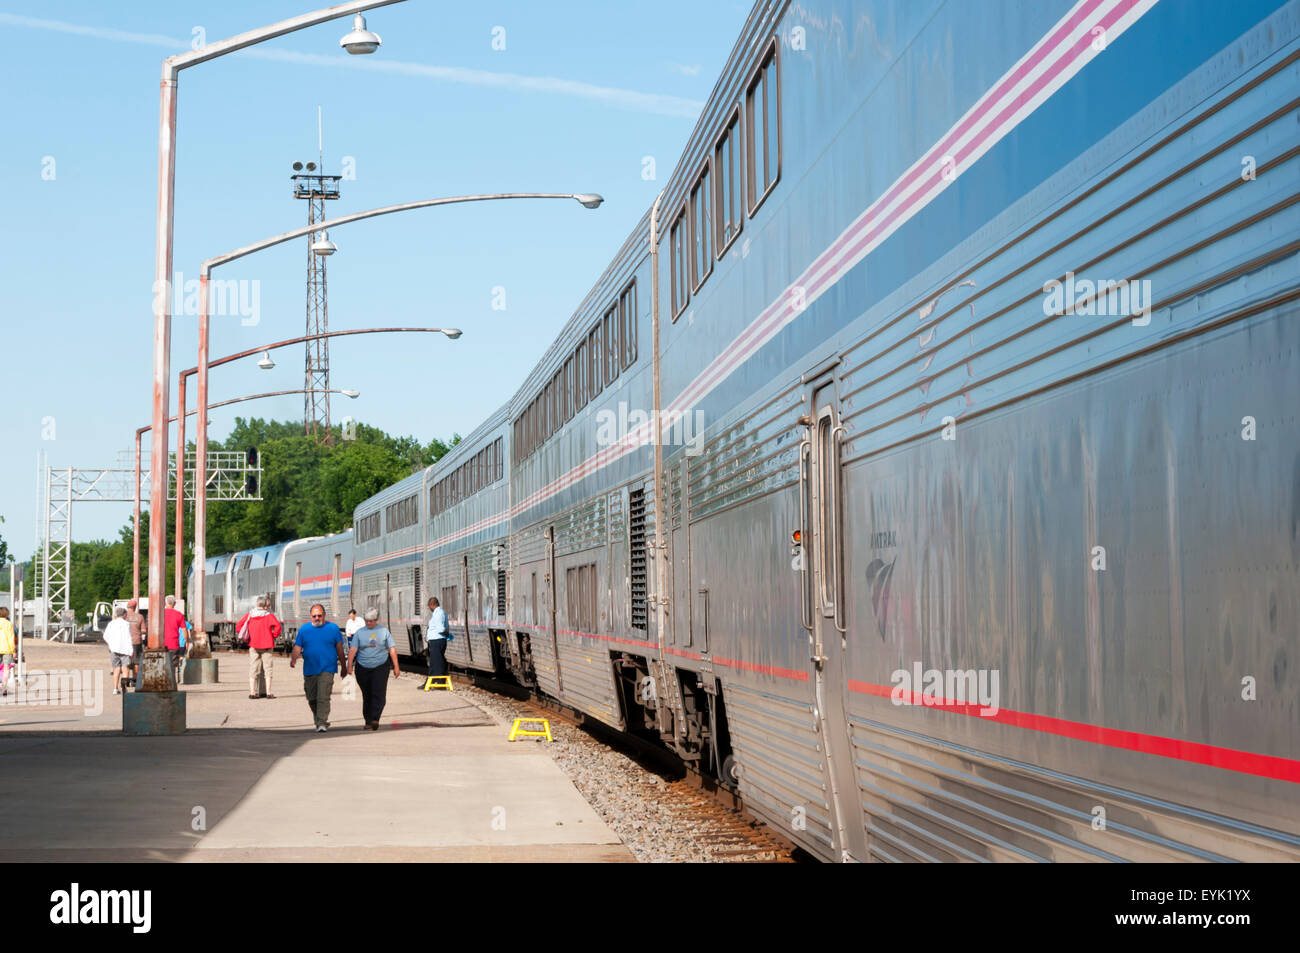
{"left": 290, "top": 109, "right": 341, "bottom": 445}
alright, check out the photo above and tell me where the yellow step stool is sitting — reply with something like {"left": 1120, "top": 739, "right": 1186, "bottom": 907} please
{"left": 422, "top": 675, "right": 453, "bottom": 692}
{"left": 508, "top": 717, "right": 553, "bottom": 742}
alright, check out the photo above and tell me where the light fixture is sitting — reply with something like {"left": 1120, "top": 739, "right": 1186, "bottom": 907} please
{"left": 256, "top": 351, "right": 276, "bottom": 370}
{"left": 305, "top": 161, "right": 316, "bottom": 172}
{"left": 311, "top": 230, "right": 337, "bottom": 256}
{"left": 292, "top": 161, "right": 304, "bottom": 172}
{"left": 340, "top": 14, "right": 382, "bottom": 54}
{"left": 574, "top": 193, "right": 605, "bottom": 209}
{"left": 442, "top": 328, "right": 462, "bottom": 339}
{"left": 341, "top": 389, "right": 360, "bottom": 398}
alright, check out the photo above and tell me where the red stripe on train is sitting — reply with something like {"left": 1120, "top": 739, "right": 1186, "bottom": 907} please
{"left": 848, "top": 680, "right": 1300, "bottom": 784}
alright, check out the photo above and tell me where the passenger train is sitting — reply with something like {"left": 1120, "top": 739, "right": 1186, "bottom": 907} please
{"left": 191, "top": 0, "right": 1300, "bottom": 862}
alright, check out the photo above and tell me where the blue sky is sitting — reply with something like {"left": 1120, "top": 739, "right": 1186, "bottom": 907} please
{"left": 0, "top": 0, "right": 753, "bottom": 558}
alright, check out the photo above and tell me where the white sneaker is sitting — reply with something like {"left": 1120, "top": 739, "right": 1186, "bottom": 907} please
{"left": 112, "top": 689, "right": 121, "bottom": 695}
{"left": 315, "top": 725, "right": 327, "bottom": 732}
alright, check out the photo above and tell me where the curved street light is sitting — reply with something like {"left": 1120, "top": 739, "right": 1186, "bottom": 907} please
{"left": 172, "top": 326, "right": 462, "bottom": 640}
{"left": 147, "top": 0, "right": 408, "bottom": 666}
{"left": 340, "top": 14, "right": 382, "bottom": 54}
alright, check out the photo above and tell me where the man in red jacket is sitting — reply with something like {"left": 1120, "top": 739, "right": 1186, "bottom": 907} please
{"left": 237, "top": 595, "right": 283, "bottom": 700}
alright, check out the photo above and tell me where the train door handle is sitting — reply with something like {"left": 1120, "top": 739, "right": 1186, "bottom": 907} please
{"left": 797, "top": 437, "right": 813, "bottom": 633}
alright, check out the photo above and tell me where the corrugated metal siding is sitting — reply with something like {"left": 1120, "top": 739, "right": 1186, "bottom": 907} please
{"left": 725, "top": 680, "right": 833, "bottom": 855}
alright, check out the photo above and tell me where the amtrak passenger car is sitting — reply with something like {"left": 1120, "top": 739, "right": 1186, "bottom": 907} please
{"left": 437, "top": 0, "right": 1300, "bottom": 861}
{"left": 198, "top": 0, "right": 1300, "bottom": 862}
{"left": 189, "top": 531, "right": 353, "bottom": 646}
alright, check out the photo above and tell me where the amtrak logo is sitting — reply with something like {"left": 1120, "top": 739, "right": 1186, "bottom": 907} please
{"left": 864, "top": 557, "right": 896, "bottom": 638}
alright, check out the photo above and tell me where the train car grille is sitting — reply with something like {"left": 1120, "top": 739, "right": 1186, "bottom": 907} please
{"left": 629, "top": 488, "right": 648, "bottom": 629}
{"left": 497, "top": 568, "right": 506, "bottom": 617}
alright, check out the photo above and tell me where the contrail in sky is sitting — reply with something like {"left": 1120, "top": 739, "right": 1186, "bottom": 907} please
{"left": 0, "top": 12, "right": 706, "bottom": 118}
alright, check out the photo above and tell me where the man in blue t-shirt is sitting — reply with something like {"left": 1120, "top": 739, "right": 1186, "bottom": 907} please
{"left": 290, "top": 604, "right": 347, "bottom": 732}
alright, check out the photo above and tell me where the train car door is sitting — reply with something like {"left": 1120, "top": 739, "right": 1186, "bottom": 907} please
{"left": 546, "top": 526, "right": 563, "bottom": 694}
{"left": 462, "top": 555, "right": 473, "bottom": 663}
{"left": 804, "top": 378, "right": 866, "bottom": 862}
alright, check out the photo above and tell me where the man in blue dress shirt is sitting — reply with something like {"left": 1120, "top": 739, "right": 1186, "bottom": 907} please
{"left": 425, "top": 596, "right": 450, "bottom": 682}
{"left": 291, "top": 604, "right": 347, "bottom": 732}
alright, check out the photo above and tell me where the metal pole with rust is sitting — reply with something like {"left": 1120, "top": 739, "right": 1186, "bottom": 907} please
{"left": 144, "top": 0, "right": 409, "bottom": 699}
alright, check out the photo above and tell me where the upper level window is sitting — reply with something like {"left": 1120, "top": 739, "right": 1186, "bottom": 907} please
{"left": 669, "top": 208, "right": 688, "bottom": 319}
{"left": 690, "top": 166, "right": 713, "bottom": 291}
{"left": 619, "top": 280, "right": 637, "bottom": 368}
{"left": 746, "top": 41, "right": 781, "bottom": 215}
{"left": 588, "top": 325, "right": 603, "bottom": 400}
{"left": 574, "top": 341, "right": 588, "bottom": 412}
{"left": 715, "top": 108, "right": 743, "bottom": 255}
{"left": 604, "top": 306, "right": 621, "bottom": 384}
{"left": 356, "top": 512, "right": 381, "bottom": 543}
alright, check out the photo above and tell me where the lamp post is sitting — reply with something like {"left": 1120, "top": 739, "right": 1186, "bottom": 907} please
{"left": 173, "top": 326, "right": 460, "bottom": 645}
{"left": 146, "top": 1, "right": 406, "bottom": 691}
{"left": 186, "top": 192, "right": 599, "bottom": 656}
{"left": 134, "top": 388, "right": 360, "bottom": 601}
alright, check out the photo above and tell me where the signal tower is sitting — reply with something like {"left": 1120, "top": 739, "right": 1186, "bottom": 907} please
{"left": 291, "top": 154, "right": 341, "bottom": 445}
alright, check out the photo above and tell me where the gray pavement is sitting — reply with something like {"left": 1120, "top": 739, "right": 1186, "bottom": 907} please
{"left": 0, "top": 640, "right": 631, "bottom": 862}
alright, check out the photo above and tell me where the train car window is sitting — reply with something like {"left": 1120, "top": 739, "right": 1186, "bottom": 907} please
{"left": 715, "top": 107, "right": 743, "bottom": 256}
{"left": 604, "top": 305, "right": 621, "bottom": 384}
{"left": 620, "top": 280, "right": 637, "bottom": 368}
{"left": 746, "top": 40, "right": 781, "bottom": 216}
{"left": 690, "top": 165, "right": 713, "bottom": 291}
{"left": 589, "top": 325, "right": 603, "bottom": 398}
{"left": 669, "top": 207, "right": 689, "bottom": 319}
{"left": 563, "top": 357, "right": 573, "bottom": 423}
{"left": 555, "top": 369, "right": 564, "bottom": 431}
{"left": 497, "top": 437, "right": 504, "bottom": 480}
{"left": 574, "top": 341, "right": 587, "bottom": 411}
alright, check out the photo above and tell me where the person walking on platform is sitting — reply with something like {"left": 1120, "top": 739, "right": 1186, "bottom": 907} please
{"left": 423, "top": 596, "right": 451, "bottom": 685}
{"left": 342, "top": 608, "right": 363, "bottom": 690}
{"left": 103, "top": 606, "right": 134, "bottom": 696}
{"left": 125, "top": 598, "right": 145, "bottom": 690}
{"left": 344, "top": 609, "right": 362, "bottom": 649}
{"left": 162, "top": 595, "right": 188, "bottom": 688}
{"left": 0, "top": 607, "right": 16, "bottom": 696}
{"left": 346, "top": 608, "right": 399, "bottom": 731}
{"left": 238, "top": 595, "right": 283, "bottom": 699}
{"left": 292, "top": 604, "right": 346, "bottom": 732}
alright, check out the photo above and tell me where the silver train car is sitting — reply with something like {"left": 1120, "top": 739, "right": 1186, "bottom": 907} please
{"left": 201, "top": 0, "right": 1300, "bottom": 862}
{"left": 409, "top": 0, "right": 1300, "bottom": 861}
{"left": 351, "top": 470, "right": 428, "bottom": 655}
{"left": 189, "top": 531, "right": 354, "bottom": 645}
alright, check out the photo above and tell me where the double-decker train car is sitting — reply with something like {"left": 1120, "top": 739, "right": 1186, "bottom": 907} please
{"left": 189, "top": 531, "right": 353, "bottom": 646}
{"left": 421, "top": 406, "right": 513, "bottom": 678}
{"left": 194, "top": 0, "right": 1300, "bottom": 862}
{"left": 351, "top": 470, "right": 427, "bottom": 656}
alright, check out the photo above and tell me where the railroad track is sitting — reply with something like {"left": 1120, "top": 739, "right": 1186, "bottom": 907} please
{"left": 399, "top": 659, "right": 804, "bottom": 862}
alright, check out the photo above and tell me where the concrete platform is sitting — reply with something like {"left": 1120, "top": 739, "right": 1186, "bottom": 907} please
{"left": 0, "top": 641, "right": 631, "bottom": 862}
